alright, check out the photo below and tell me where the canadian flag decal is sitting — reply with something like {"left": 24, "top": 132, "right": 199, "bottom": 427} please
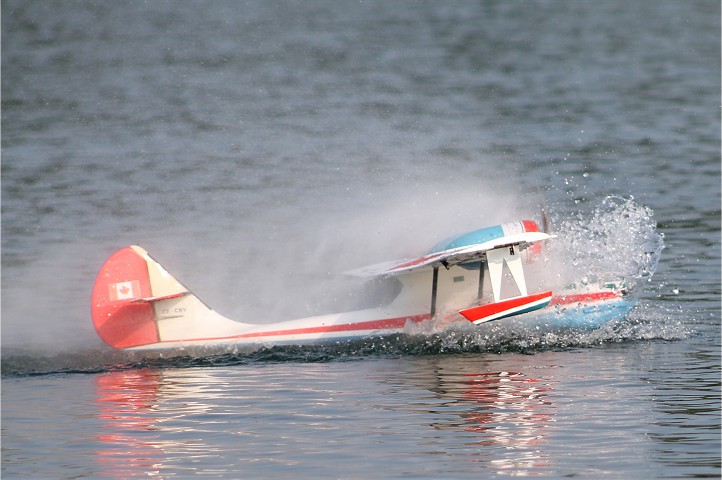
{"left": 109, "top": 280, "right": 141, "bottom": 301}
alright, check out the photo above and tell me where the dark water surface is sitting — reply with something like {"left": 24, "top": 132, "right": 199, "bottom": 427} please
{"left": 2, "top": 1, "right": 720, "bottom": 478}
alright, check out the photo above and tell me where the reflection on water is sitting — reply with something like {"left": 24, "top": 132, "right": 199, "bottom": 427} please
{"left": 388, "top": 358, "right": 555, "bottom": 476}
{"left": 95, "top": 368, "right": 248, "bottom": 477}
{"left": 93, "top": 359, "right": 557, "bottom": 478}
{"left": 440, "top": 371, "right": 554, "bottom": 475}
{"left": 0, "top": 344, "right": 706, "bottom": 478}
{"left": 461, "top": 372, "right": 552, "bottom": 462}
{"left": 87, "top": 345, "right": 720, "bottom": 478}
{"left": 94, "top": 370, "right": 163, "bottom": 478}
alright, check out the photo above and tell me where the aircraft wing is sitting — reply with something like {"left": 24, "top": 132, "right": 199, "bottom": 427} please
{"left": 348, "top": 231, "right": 552, "bottom": 277}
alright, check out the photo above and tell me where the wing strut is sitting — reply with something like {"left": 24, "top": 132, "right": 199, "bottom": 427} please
{"left": 430, "top": 265, "right": 439, "bottom": 318}
{"left": 477, "top": 260, "right": 486, "bottom": 300}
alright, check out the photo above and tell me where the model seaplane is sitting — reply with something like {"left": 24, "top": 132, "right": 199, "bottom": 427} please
{"left": 91, "top": 220, "right": 633, "bottom": 352}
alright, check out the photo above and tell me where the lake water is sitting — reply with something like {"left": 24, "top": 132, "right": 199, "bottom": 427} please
{"left": 2, "top": 1, "right": 720, "bottom": 478}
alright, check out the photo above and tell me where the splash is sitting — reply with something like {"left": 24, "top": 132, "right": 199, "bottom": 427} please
{"left": 544, "top": 195, "right": 664, "bottom": 292}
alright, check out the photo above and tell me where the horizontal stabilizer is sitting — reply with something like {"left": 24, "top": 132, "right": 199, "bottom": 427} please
{"left": 131, "top": 291, "right": 190, "bottom": 303}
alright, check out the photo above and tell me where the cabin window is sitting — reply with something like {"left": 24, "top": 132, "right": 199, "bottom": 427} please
{"left": 355, "top": 276, "right": 403, "bottom": 308}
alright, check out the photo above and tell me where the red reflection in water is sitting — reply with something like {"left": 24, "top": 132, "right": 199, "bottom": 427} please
{"left": 94, "top": 369, "right": 163, "bottom": 478}
{"left": 462, "top": 372, "right": 552, "bottom": 432}
{"left": 457, "top": 370, "right": 554, "bottom": 473}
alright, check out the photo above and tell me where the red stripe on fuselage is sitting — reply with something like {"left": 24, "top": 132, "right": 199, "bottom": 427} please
{"left": 236, "top": 314, "right": 431, "bottom": 338}
{"left": 152, "top": 313, "right": 432, "bottom": 346}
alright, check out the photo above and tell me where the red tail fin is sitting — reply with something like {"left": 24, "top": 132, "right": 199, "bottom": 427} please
{"left": 91, "top": 246, "right": 164, "bottom": 348}
{"left": 92, "top": 246, "right": 248, "bottom": 350}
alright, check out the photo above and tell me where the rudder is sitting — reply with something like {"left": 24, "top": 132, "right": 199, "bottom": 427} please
{"left": 91, "top": 246, "right": 190, "bottom": 348}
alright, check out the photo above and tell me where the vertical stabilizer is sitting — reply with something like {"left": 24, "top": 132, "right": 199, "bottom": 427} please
{"left": 91, "top": 246, "right": 240, "bottom": 349}
{"left": 91, "top": 246, "right": 162, "bottom": 348}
